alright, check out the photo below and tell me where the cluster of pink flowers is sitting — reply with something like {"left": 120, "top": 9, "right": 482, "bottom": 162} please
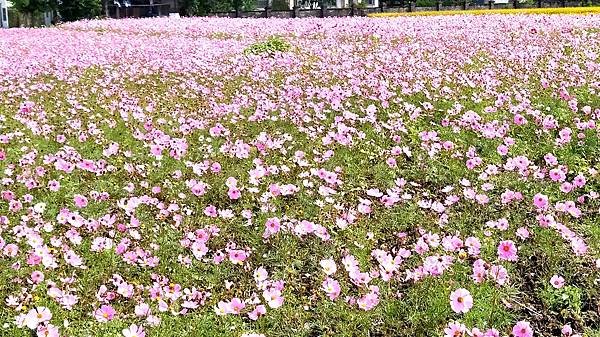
{"left": 445, "top": 320, "right": 533, "bottom": 337}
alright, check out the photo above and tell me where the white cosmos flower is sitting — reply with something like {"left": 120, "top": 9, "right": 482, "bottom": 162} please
{"left": 33, "top": 203, "right": 46, "bottom": 214}
{"left": 24, "top": 307, "right": 52, "bottom": 329}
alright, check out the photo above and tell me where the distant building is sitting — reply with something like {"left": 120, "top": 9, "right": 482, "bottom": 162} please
{"left": 257, "top": 0, "right": 379, "bottom": 8}
{"left": 336, "top": 0, "right": 379, "bottom": 7}
{"left": 106, "top": 0, "right": 384, "bottom": 19}
{"left": 108, "top": 0, "right": 175, "bottom": 18}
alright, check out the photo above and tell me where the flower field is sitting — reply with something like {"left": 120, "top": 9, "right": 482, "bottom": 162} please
{"left": 1, "top": 14, "right": 600, "bottom": 337}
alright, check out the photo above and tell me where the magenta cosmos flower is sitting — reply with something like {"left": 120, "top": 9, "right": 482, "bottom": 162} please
{"left": 512, "top": 321, "right": 533, "bottom": 337}
{"left": 497, "top": 240, "right": 518, "bottom": 261}
{"left": 73, "top": 194, "right": 88, "bottom": 208}
{"left": 532, "top": 193, "right": 549, "bottom": 210}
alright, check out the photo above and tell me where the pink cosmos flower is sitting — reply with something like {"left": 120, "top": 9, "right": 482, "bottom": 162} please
{"left": 533, "top": 193, "right": 549, "bottom": 210}
{"left": 3, "top": 243, "right": 18, "bottom": 257}
{"left": 73, "top": 194, "right": 88, "bottom": 208}
{"left": 263, "top": 288, "right": 284, "bottom": 308}
{"left": 322, "top": 277, "right": 341, "bottom": 300}
{"left": 516, "top": 227, "right": 530, "bottom": 240}
{"left": 513, "top": 114, "right": 527, "bottom": 125}
{"left": 37, "top": 323, "right": 60, "bottom": 337}
{"left": 225, "top": 177, "right": 238, "bottom": 188}
{"left": 572, "top": 174, "right": 586, "bottom": 188}
{"left": 512, "top": 321, "right": 533, "bottom": 337}
{"left": 190, "top": 182, "right": 207, "bottom": 196}
{"left": 31, "top": 271, "right": 44, "bottom": 284}
{"left": 484, "top": 328, "right": 500, "bottom": 337}
{"left": 253, "top": 267, "right": 268, "bottom": 283}
{"left": 561, "top": 324, "right": 573, "bottom": 336}
{"left": 210, "top": 162, "right": 221, "bottom": 173}
{"left": 444, "top": 321, "right": 466, "bottom": 337}
{"left": 489, "top": 264, "right": 509, "bottom": 286}
{"left": 122, "top": 324, "right": 145, "bottom": 337}
{"left": 248, "top": 305, "right": 266, "bottom": 320}
{"left": 544, "top": 153, "right": 558, "bottom": 166}
{"left": 214, "top": 301, "right": 230, "bottom": 315}
{"left": 497, "top": 144, "right": 508, "bottom": 156}
{"left": 472, "top": 260, "right": 487, "bottom": 284}
{"left": 204, "top": 205, "right": 217, "bottom": 217}
{"left": 229, "top": 297, "right": 246, "bottom": 314}
{"left": 263, "top": 218, "right": 281, "bottom": 239}
{"left": 550, "top": 275, "right": 565, "bottom": 289}
{"left": 228, "top": 188, "right": 241, "bottom": 200}
{"left": 497, "top": 240, "right": 518, "bottom": 261}
{"left": 357, "top": 292, "right": 379, "bottom": 311}
{"left": 560, "top": 182, "right": 573, "bottom": 193}
{"left": 449, "top": 288, "right": 473, "bottom": 314}
{"left": 228, "top": 249, "right": 248, "bottom": 265}
{"left": 549, "top": 168, "right": 566, "bottom": 182}
{"left": 135, "top": 303, "right": 150, "bottom": 317}
{"left": 47, "top": 180, "right": 60, "bottom": 192}
{"left": 470, "top": 327, "right": 484, "bottom": 337}
{"left": 94, "top": 305, "right": 116, "bottom": 322}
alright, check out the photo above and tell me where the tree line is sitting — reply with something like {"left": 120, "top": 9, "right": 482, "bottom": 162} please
{"left": 10, "top": 0, "right": 294, "bottom": 24}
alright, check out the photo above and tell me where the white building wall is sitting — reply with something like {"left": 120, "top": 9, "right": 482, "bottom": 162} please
{"left": 0, "top": 0, "right": 9, "bottom": 28}
{"left": 43, "top": 11, "right": 53, "bottom": 26}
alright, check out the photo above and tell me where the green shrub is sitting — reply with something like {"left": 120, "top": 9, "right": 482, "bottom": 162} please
{"left": 58, "top": 0, "right": 102, "bottom": 21}
{"left": 416, "top": 0, "right": 437, "bottom": 6}
{"left": 244, "top": 36, "right": 291, "bottom": 56}
{"left": 540, "top": 285, "right": 583, "bottom": 318}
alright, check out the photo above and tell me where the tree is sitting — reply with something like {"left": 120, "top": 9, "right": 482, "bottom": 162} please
{"left": 10, "top": 0, "right": 53, "bottom": 25}
{"left": 240, "top": 0, "right": 256, "bottom": 10}
{"left": 179, "top": 0, "right": 256, "bottom": 16}
{"left": 57, "top": 0, "right": 102, "bottom": 21}
{"left": 271, "top": 0, "right": 290, "bottom": 9}
{"left": 179, "top": 0, "right": 210, "bottom": 15}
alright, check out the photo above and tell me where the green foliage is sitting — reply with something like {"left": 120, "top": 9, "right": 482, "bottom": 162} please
{"left": 540, "top": 285, "right": 583, "bottom": 317}
{"left": 244, "top": 36, "right": 291, "bottom": 56}
{"left": 271, "top": 0, "right": 290, "bottom": 10}
{"left": 179, "top": 0, "right": 255, "bottom": 16}
{"left": 415, "top": 0, "right": 437, "bottom": 6}
{"left": 10, "top": 0, "right": 53, "bottom": 16}
{"left": 179, "top": 0, "right": 210, "bottom": 16}
{"left": 58, "top": 0, "right": 102, "bottom": 21}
